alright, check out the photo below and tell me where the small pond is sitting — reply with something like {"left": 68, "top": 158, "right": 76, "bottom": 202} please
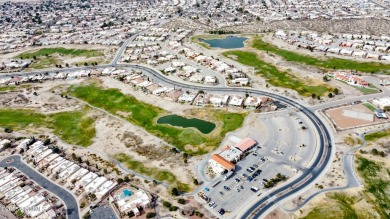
{"left": 157, "top": 114, "right": 216, "bottom": 134}
{"left": 202, "top": 36, "right": 248, "bottom": 49}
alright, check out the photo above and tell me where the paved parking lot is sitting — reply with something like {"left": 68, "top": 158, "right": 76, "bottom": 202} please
{"left": 199, "top": 111, "right": 320, "bottom": 218}
{"left": 90, "top": 203, "right": 117, "bottom": 219}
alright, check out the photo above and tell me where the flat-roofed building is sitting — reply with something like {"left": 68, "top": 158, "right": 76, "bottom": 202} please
{"left": 218, "top": 145, "right": 242, "bottom": 163}
{"left": 77, "top": 172, "right": 98, "bottom": 188}
{"left": 52, "top": 160, "right": 72, "bottom": 174}
{"left": 27, "top": 201, "right": 52, "bottom": 218}
{"left": 4, "top": 186, "right": 24, "bottom": 199}
{"left": 58, "top": 164, "right": 80, "bottom": 179}
{"left": 0, "top": 178, "right": 20, "bottom": 193}
{"left": 47, "top": 157, "right": 66, "bottom": 172}
{"left": 85, "top": 177, "right": 107, "bottom": 193}
{"left": 95, "top": 181, "right": 117, "bottom": 199}
{"left": 115, "top": 189, "right": 152, "bottom": 216}
{"left": 18, "top": 193, "right": 45, "bottom": 209}
{"left": 0, "top": 173, "right": 16, "bottom": 187}
{"left": 34, "top": 149, "right": 53, "bottom": 163}
{"left": 38, "top": 153, "right": 59, "bottom": 168}
{"left": 68, "top": 168, "right": 89, "bottom": 182}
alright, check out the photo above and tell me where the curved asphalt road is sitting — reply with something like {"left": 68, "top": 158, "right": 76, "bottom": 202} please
{"left": 0, "top": 155, "right": 79, "bottom": 219}
{"left": 0, "top": 65, "right": 333, "bottom": 218}
{"left": 128, "top": 65, "right": 333, "bottom": 218}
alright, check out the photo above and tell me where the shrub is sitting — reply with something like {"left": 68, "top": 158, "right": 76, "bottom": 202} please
{"left": 163, "top": 201, "right": 172, "bottom": 208}
{"left": 146, "top": 212, "right": 156, "bottom": 218}
{"left": 169, "top": 206, "right": 178, "bottom": 211}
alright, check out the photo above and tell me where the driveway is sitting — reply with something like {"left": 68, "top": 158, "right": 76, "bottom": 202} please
{"left": 0, "top": 155, "right": 80, "bottom": 219}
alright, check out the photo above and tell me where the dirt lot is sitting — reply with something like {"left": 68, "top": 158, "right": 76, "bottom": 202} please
{"left": 326, "top": 104, "right": 387, "bottom": 129}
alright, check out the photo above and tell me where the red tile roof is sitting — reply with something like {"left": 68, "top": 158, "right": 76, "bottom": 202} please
{"left": 235, "top": 138, "right": 257, "bottom": 152}
{"left": 210, "top": 154, "right": 235, "bottom": 170}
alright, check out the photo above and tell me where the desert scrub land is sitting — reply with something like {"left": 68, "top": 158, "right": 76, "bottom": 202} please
{"left": 0, "top": 108, "right": 95, "bottom": 147}
{"left": 301, "top": 156, "right": 389, "bottom": 219}
{"left": 253, "top": 37, "right": 390, "bottom": 74}
{"left": 115, "top": 153, "right": 190, "bottom": 193}
{"left": 301, "top": 192, "right": 373, "bottom": 219}
{"left": 223, "top": 50, "right": 332, "bottom": 97}
{"left": 355, "top": 156, "right": 390, "bottom": 218}
{"left": 68, "top": 83, "right": 246, "bottom": 155}
{"left": 16, "top": 47, "right": 106, "bottom": 69}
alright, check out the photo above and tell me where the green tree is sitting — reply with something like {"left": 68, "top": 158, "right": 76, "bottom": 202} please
{"left": 146, "top": 212, "right": 156, "bottom": 218}
{"left": 328, "top": 93, "right": 333, "bottom": 98}
{"left": 311, "top": 93, "right": 316, "bottom": 99}
{"left": 117, "top": 178, "right": 124, "bottom": 184}
{"left": 178, "top": 198, "right": 185, "bottom": 204}
{"left": 163, "top": 201, "right": 172, "bottom": 208}
{"left": 371, "top": 148, "right": 379, "bottom": 155}
{"left": 333, "top": 88, "right": 339, "bottom": 95}
{"left": 171, "top": 188, "right": 179, "bottom": 196}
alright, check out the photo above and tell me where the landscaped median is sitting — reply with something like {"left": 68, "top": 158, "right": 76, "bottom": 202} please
{"left": 115, "top": 153, "right": 190, "bottom": 193}
{"left": 252, "top": 37, "right": 390, "bottom": 74}
{"left": 0, "top": 108, "right": 95, "bottom": 146}
{"left": 68, "top": 83, "right": 246, "bottom": 155}
{"left": 223, "top": 50, "right": 333, "bottom": 97}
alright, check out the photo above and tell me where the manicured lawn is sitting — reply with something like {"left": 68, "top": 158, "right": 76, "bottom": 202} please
{"left": 0, "top": 108, "right": 95, "bottom": 147}
{"left": 356, "top": 86, "right": 378, "bottom": 95}
{"left": 115, "top": 153, "right": 190, "bottom": 192}
{"left": 364, "top": 129, "right": 390, "bottom": 142}
{"left": 356, "top": 157, "right": 390, "bottom": 218}
{"left": 363, "top": 103, "right": 377, "bottom": 112}
{"left": 253, "top": 37, "right": 390, "bottom": 73}
{"left": 223, "top": 50, "right": 332, "bottom": 96}
{"left": 69, "top": 84, "right": 246, "bottom": 155}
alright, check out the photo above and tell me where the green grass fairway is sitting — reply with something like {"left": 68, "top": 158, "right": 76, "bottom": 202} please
{"left": 223, "top": 50, "right": 332, "bottom": 96}
{"left": 0, "top": 108, "right": 95, "bottom": 147}
{"left": 17, "top": 47, "right": 104, "bottom": 69}
{"left": 115, "top": 153, "right": 190, "bottom": 192}
{"left": 364, "top": 129, "right": 390, "bottom": 142}
{"left": 49, "top": 111, "right": 96, "bottom": 146}
{"left": 363, "top": 103, "right": 377, "bottom": 112}
{"left": 69, "top": 84, "right": 246, "bottom": 155}
{"left": 253, "top": 37, "right": 390, "bottom": 73}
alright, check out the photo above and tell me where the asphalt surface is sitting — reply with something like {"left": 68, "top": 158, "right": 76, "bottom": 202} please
{"left": 0, "top": 63, "right": 333, "bottom": 218}
{"left": 0, "top": 155, "right": 79, "bottom": 219}
{"left": 0, "top": 63, "right": 334, "bottom": 218}
{"left": 128, "top": 65, "right": 333, "bottom": 218}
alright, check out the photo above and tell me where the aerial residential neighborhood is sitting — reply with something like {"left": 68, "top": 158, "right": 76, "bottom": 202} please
{"left": 0, "top": 0, "right": 389, "bottom": 219}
